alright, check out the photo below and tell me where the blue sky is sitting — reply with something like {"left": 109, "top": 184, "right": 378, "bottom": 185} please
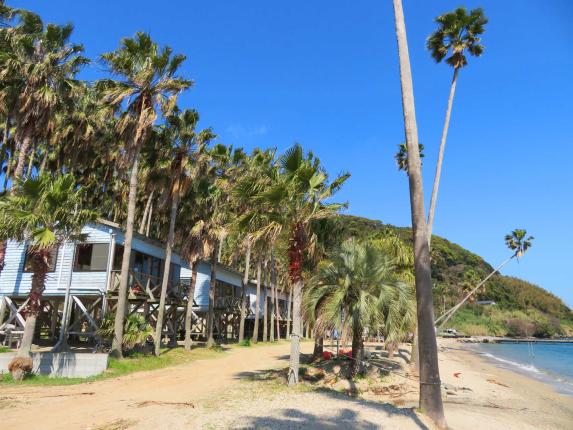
{"left": 9, "top": 1, "right": 573, "bottom": 306}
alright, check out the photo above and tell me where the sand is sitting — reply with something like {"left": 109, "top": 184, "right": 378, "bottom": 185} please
{"left": 0, "top": 339, "right": 571, "bottom": 429}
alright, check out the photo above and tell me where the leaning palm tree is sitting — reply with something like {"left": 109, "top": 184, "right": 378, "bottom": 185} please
{"left": 426, "top": 7, "right": 488, "bottom": 242}
{"left": 98, "top": 32, "right": 191, "bottom": 358}
{"left": 305, "top": 239, "right": 415, "bottom": 377}
{"left": 0, "top": 174, "right": 96, "bottom": 378}
{"left": 436, "top": 229, "right": 534, "bottom": 327}
{"left": 391, "top": 0, "right": 446, "bottom": 426}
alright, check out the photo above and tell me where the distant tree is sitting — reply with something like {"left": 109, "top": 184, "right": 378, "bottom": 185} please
{"left": 394, "top": 142, "right": 424, "bottom": 174}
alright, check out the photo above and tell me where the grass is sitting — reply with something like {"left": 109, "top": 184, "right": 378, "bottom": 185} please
{"left": 0, "top": 345, "right": 226, "bottom": 386}
{"left": 0, "top": 346, "right": 12, "bottom": 353}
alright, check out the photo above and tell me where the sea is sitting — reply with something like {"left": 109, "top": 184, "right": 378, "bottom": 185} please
{"left": 472, "top": 341, "right": 573, "bottom": 396}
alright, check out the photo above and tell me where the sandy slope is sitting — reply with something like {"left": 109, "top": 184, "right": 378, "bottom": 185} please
{"left": 0, "top": 340, "right": 572, "bottom": 429}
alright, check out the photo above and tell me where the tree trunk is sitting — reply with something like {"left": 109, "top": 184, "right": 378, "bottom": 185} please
{"left": 206, "top": 249, "right": 217, "bottom": 347}
{"left": 270, "top": 262, "right": 275, "bottom": 342}
{"left": 111, "top": 152, "right": 140, "bottom": 359}
{"left": 287, "top": 278, "right": 303, "bottom": 386}
{"left": 139, "top": 190, "right": 154, "bottom": 235}
{"left": 312, "top": 336, "right": 324, "bottom": 360}
{"left": 252, "top": 260, "right": 261, "bottom": 343}
{"left": 154, "top": 193, "right": 179, "bottom": 356}
{"left": 17, "top": 249, "right": 51, "bottom": 358}
{"left": 262, "top": 280, "right": 268, "bottom": 342}
{"left": 38, "top": 150, "right": 48, "bottom": 176}
{"left": 392, "top": 1, "right": 446, "bottom": 426}
{"left": 286, "top": 285, "right": 292, "bottom": 339}
{"left": 350, "top": 323, "right": 364, "bottom": 378}
{"left": 184, "top": 262, "right": 198, "bottom": 350}
{"left": 238, "top": 241, "right": 251, "bottom": 343}
{"left": 426, "top": 67, "right": 459, "bottom": 243}
{"left": 26, "top": 147, "right": 35, "bottom": 178}
{"left": 145, "top": 202, "right": 153, "bottom": 237}
{"left": 275, "top": 283, "right": 281, "bottom": 341}
{"left": 13, "top": 133, "right": 31, "bottom": 181}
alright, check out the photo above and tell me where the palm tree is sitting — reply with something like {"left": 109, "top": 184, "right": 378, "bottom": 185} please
{"left": 436, "top": 229, "right": 534, "bottom": 327}
{"left": 391, "top": 0, "right": 446, "bottom": 426}
{"left": 0, "top": 174, "right": 96, "bottom": 377}
{"left": 98, "top": 32, "right": 191, "bottom": 358}
{"left": 394, "top": 142, "right": 424, "bottom": 174}
{"left": 426, "top": 7, "right": 487, "bottom": 242}
{"left": 305, "top": 239, "right": 415, "bottom": 377}
{"left": 247, "top": 144, "right": 349, "bottom": 384}
{"left": 153, "top": 109, "right": 214, "bottom": 356}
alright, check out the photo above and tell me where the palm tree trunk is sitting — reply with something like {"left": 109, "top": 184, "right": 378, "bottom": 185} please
{"left": 139, "top": 190, "right": 154, "bottom": 235}
{"left": 275, "top": 283, "right": 281, "bottom": 341}
{"left": 252, "top": 260, "right": 261, "bottom": 343}
{"left": 206, "top": 249, "right": 217, "bottom": 347}
{"left": 436, "top": 255, "right": 513, "bottom": 327}
{"left": 184, "top": 262, "right": 198, "bottom": 350}
{"left": 392, "top": 1, "right": 446, "bottom": 426}
{"left": 13, "top": 133, "right": 31, "bottom": 181}
{"left": 238, "top": 241, "right": 251, "bottom": 343}
{"left": 286, "top": 285, "right": 292, "bottom": 339}
{"left": 426, "top": 67, "right": 459, "bottom": 243}
{"left": 145, "top": 202, "right": 153, "bottom": 236}
{"left": 154, "top": 193, "right": 179, "bottom": 356}
{"left": 262, "top": 274, "right": 268, "bottom": 342}
{"left": 270, "top": 261, "right": 275, "bottom": 342}
{"left": 38, "top": 150, "right": 48, "bottom": 176}
{"left": 17, "top": 249, "right": 51, "bottom": 358}
{"left": 350, "top": 322, "right": 364, "bottom": 378}
{"left": 26, "top": 147, "right": 35, "bottom": 178}
{"left": 111, "top": 152, "right": 140, "bottom": 359}
{"left": 287, "top": 278, "right": 303, "bottom": 386}
{"left": 313, "top": 335, "right": 324, "bottom": 360}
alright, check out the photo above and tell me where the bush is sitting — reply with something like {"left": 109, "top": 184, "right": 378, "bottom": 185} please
{"left": 239, "top": 339, "right": 251, "bottom": 347}
{"left": 506, "top": 318, "right": 534, "bottom": 337}
{"left": 533, "top": 321, "right": 557, "bottom": 338}
{"left": 8, "top": 356, "right": 33, "bottom": 381}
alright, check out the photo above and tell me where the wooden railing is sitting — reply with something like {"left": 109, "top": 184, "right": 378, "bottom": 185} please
{"left": 108, "top": 271, "right": 185, "bottom": 301}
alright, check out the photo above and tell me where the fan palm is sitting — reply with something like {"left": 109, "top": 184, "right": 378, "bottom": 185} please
{"left": 98, "top": 32, "right": 191, "bottom": 358}
{"left": 426, "top": 7, "right": 487, "bottom": 242}
{"left": 305, "top": 239, "right": 415, "bottom": 377}
{"left": 394, "top": 143, "right": 424, "bottom": 174}
{"left": 436, "top": 229, "right": 534, "bottom": 327}
{"left": 0, "top": 173, "right": 96, "bottom": 368}
{"left": 246, "top": 143, "right": 349, "bottom": 384}
{"left": 153, "top": 109, "right": 215, "bottom": 356}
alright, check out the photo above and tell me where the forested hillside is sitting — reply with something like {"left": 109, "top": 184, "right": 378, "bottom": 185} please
{"left": 336, "top": 215, "right": 573, "bottom": 337}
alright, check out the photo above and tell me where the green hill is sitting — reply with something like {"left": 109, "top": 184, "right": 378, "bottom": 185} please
{"left": 336, "top": 215, "right": 573, "bottom": 337}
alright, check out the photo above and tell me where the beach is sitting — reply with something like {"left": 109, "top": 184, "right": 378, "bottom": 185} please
{"left": 436, "top": 338, "right": 573, "bottom": 429}
{"left": 1, "top": 340, "right": 572, "bottom": 429}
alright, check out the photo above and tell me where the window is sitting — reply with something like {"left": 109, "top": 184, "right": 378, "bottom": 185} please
{"left": 23, "top": 247, "right": 58, "bottom": 273}
{"left": 132, "top": 250, "right": 162, "bottom": 278}
{"left": 113, "top": 244, "right": 124, "bottom": 271}
{"left": 74, "top": 243, "right": 110, "bottom": 271}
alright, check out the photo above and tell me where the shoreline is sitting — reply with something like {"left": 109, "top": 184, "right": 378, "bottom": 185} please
{"left": 438, "top": 338, "right": 573, "bottom": 429}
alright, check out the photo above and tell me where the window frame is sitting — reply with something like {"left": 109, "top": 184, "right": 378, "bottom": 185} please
{"left": 73, "top": 243, "right": 111, "bottom": 272}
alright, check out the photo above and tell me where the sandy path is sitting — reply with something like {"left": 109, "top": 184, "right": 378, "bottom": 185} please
{"left": 0, "top": 342, "right": 314, "bottom": 429}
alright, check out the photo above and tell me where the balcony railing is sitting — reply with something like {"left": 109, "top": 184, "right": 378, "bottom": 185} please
{"left": 108, "top": 270, "right": 185, "bottom": 301}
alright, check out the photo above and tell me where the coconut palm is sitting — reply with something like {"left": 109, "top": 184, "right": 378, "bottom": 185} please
{"left": 153, "top": 109, "right": 215, "bottom": 356}
{"left": 392, "top": 0, "right": 446, "bottom": 426}
{"left": 437, "top": 229, "right": 534, "bottom": 327}
{"left": 305, "top": 239, "right": 415, "bottom": 377}
{"left": 0, "top": 173, "right": 96, "bottom": 376}
{"left": 98, "top": 32, "right": 191, "bottom": 358}
{"left": 426, "top": 7, "right": 487, "bottom": 242}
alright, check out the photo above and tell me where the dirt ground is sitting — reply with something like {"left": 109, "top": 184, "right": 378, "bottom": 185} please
{"left": 1, "top": 340, "right": 572, "bottom": 430}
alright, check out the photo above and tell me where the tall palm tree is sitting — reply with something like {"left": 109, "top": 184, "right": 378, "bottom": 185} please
{"left": 436, "top": 229, "right": 534, "bottom": 327}
{"left": 153, "top": 109, "right": 214, "bottom": 356}
{"left": 0, "top": 174, "right": 96, "bottom": 372}
{"left": 426, "top": 7, "right": 487, "bottom": 242}
{"left": 247, "top": 144, "right": 349, "bottom": 385}
{"left": 391, "top": 0, "right": 446, "bottom": 426}
{"left": 305, "top": 239, "right": 415, "bottom": 377}
{"left": 98, "top": 32, "right": 191, "bottom": 358}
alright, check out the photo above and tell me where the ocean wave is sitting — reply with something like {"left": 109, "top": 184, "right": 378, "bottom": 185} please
{"left": 479, "top": 351, "right": 542, "bottom": 374}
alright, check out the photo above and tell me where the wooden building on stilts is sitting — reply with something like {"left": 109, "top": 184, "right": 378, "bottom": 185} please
{"left": 0, "top": 220, "right": 291, "bottom": 350}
